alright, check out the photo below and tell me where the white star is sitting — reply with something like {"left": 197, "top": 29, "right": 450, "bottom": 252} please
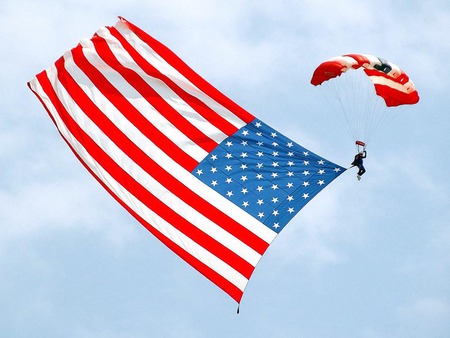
{"left": 302, "top": 170, "right": 310, "bottom": 176}
{"left": 256, "top": 173, "right": 264, "bottom": 180}
{"left": 271, "top": 197, "right": 279, "bottom": 203}
{"left": 225, "top": 177, "right": 233, "bottom": 184}
{"left": 225, "top": 153, "right": 233, "bottom": 159}
{"left": 256, "top": 132, "right": 262, "bottom": 136}
{"left": 303, "top": 160, "right": 309, "bottom": 165}
{"left": 302, "top": 193, "right": 309, "bottom": 199}
{"left": 210, "top": 154, "right": 218, "bottom": 161}
{"left": 287, "top": 151, "right": 294, "bottom": 157}
{"left": 242, "top": 130, "right": 249, "bottom": 136}
{"left": 240, "top": 164, "right": 248, "bottom": 170}
{"left": 272, "top": 210, "right": 279, "bottom": 216}
{"left": 240, "top": 175, "right": 248, "bottom": 181}
{"left": 271, "top": 132, "right": 277, "bottom": 138}
{"left": 256, "top": 163, "right": 264, "bottom": 169}
{"left": 287, "top": 171, "right": 294, "bottom": 177}
{"left": 334, "top": 167, "right": 341, "bottom": 172}
{"left": 318, "top": 169, "right": 325, "bottom": 175}
{"left": 303, "top": 151, "right": 309, "bottom": 156}
{"left": 225, "top": 165, "right": 232, "bottom": 171}
{"left": 271, "top": 184, "right": 279, "bottom": 190}
{"left": 241, "top": 188, "right": 249, "bottom": 194}
{"left": 272, "top": 151, "right": 279, "bottom": 157}
{"left": 257, "top": 212, "right": 265, "bottom": 219}
{"left": 256, "top": 186, "right": 264, "bottom": 192}
{"left": 211, "top": 180, "right": 218, "bottom": 186}
{"left": 242, "top": 201, "right": 249, "bottom": 207}
{"left": 287, "top": 207, "right": 295, "bottom": 214}
{"left": 318, "top": 160, "right": 325, "bottom": 165}
{"left": 256, "top": 151, "right": 264, "bottom": 157}
{"left": 287, "top": 142, "right": 294, "bottom": 148}
{"left": 257, "top": 199, "right": 264, "bottom": 205}
{"left": 302, "top": 181, "right": 310, "bottom": 187}
{"left": 240, "top": 152, "right": 248, "bottom": 158}
{"left": 226, "top": 191, "right": 233, "bottom": 197}
{"left": 255, "top": 121, "right": 262, "bottom": 128}
{"left": 287, "top": 196, "right": 294, "bottom": 201}
{"left": 226, "top": 141, "right": 233, "bottom": 147}
{"left": 318, "top": 180, "right": 325, "bottom": 185}
{"left": 210, "top": 167, "right": 217, "bottom": 173}
{"left": 273, "top": 223, "right": 280, "bottom": 229}
{"left": 196, "top": 169, "right": 203, "bottom": 175}
{"left": 286, "top": 182, "right": 294, "bottom": 188}
{"left": 271, "top": 172, "right": 278, "bottom": 178}
{"left": 257, "top": 141, "right": 264, "bottom": 146}
{"left": 272, "top": 162, "right": 279, "bottom": 167}
{"left": 272, "top": 142, "right": 279, "bottom": 147}
{"left": 241, "top": 140, "right": 248, "bottom": 146}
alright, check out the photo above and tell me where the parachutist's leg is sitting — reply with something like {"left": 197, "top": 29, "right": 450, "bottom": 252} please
{"left": 358, "top": 166, "right": 366, "bottom": 176}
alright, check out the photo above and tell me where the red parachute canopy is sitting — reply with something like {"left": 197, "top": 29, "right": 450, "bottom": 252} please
{"left": 311, "top": 53, "right": 420, "bottom": 107}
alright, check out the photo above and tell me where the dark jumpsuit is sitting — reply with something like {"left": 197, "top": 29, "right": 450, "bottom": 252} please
{"left": 352, "top": 151, "right": 367, "bottom": 176}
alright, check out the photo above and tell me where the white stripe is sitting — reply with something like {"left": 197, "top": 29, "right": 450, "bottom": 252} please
{"left": 360, "top": 54, "right": 382, "bottom": 68}
{"left": 46, "top": 62, "right": 265, "bottom": 267}
{"left": 60, "top": 51, "right": 277, "bottom": 245}
{"left": 76, "top": 39, "right": 208, "bottom": 163}
{"left": 369, "top": 75, "right": 412, "bottom": 94}
{"left": 113, "top": 19, "right": 248, "bottom": 131}
{"left": 95, "top": 27, "right": 228, "bottom": 145}
{"left": 362, "top": 54, "right": 403, "bottom": 79}
{"left": 327, "top": 56, "right": 358, "bottom": 72}
{"left": 29, "top": 75, "right": 250, "bottom": 292}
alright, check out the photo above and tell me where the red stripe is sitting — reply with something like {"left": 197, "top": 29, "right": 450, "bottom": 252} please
{"left": 364, "top": 68, "right": 412, "bottom": 85}
{"left": 69, "top": 44, "right": 199, "bottom": 171}
{"left": 310, "top": 60, "right": 347, "bottom": 86}
{"left": 91, "top": 32, "right": 220, "bottom": 153}
{"left": 363, "top": 69, "right": 419, "bottom": 107}
{"left": 70, "top": 134, "right": 244, "bottom": 302}
{"left": 364, "top": 68, "right": 393, "bottom": 79}
{"left": 119, "top": 18, "right": 254, "bottom": 124}
{"left": 62, "top": 48, "right": 270, "bottom": 256}
{"left": 76, "top": 142, "right": 245, "bottom": 302}
{"left": 48, "top": 63, "right": 258, "bottom": 279}
{"left": 29, "top": 78, "right": 245, "bottom": 303}
{"left": 374, "top": 84, "right": 419, "bottom": 107}
{"left": 106, "top": 26, "right": 240, "bottom": 139}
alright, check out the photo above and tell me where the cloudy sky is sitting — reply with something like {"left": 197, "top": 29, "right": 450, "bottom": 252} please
{"left": 1, "top": 0, "right": 450, "bottom": 337}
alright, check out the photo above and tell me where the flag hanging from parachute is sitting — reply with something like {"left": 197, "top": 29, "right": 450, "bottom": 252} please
{"left": 28, "top": 17, "right": 345, "bottom": 304}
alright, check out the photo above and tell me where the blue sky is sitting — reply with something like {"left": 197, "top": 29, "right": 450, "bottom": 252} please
{"left": 1, "top": 1, "right": 450, "bottom": 337}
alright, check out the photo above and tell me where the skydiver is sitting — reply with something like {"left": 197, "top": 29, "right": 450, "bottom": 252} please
{"left": 352, "top": 150, "right": 367, "bottom": 180}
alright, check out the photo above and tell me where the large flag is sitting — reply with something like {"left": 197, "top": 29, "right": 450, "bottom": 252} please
{"left": 28, "top": 17, "right": 345, "bottom": 304}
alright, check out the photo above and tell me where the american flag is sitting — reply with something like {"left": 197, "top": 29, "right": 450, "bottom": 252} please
{"left": 28, "top": 17, "right": 345, "bottom": 304}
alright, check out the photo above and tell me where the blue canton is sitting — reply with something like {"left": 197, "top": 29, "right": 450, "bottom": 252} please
{"left": 192, "top": 119, "right": 345, "bottom": 233}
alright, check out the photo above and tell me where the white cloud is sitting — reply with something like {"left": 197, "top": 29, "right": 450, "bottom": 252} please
{"left": 0, "top": 178, "right": 133, "bottom": 240}
{"left": 395, "top": 297, "right": 450, "bottom": 336}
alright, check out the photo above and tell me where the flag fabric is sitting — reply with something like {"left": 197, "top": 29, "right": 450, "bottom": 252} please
{"left": 28, "top": 17, "right": 346, "bottom": 304}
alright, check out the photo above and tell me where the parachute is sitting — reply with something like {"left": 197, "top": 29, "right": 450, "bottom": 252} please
{"left": 311, "top": 54, "right": 419, "bottom": 146}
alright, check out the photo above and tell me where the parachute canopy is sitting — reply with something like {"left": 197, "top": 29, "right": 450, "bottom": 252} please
{"left": 311, "top": 53, "right": 419, "bottom": 107}
{"left": 310, "top": 54, "right": 419, "bottom": 144}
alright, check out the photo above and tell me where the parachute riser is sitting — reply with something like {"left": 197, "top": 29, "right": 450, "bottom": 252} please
{"left": 355, "top": 140, "right": 366, "bottom": 152}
